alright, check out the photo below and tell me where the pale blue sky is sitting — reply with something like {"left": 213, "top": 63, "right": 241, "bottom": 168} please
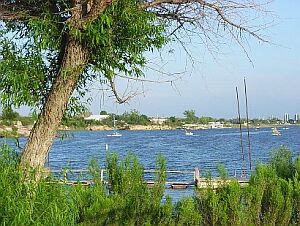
{"left": 86, "top": 0, "right": 300, "bottom": 119}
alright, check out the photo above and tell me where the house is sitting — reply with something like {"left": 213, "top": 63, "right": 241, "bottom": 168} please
{"left": 208, "top": 122, "right": 224, "bottom": 129}
{"left": 84, "top": 114, "right": 110, "bottom": 121}
{"left": 150, "top": 117, "right": 168, "bottom": 125}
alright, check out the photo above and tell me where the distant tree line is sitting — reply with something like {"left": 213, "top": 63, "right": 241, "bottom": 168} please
{"left": 1, "top": 108, "right": 298, "bottom": 130}
{"left": 0, "top": 107, "right": 35, "bottom": 126}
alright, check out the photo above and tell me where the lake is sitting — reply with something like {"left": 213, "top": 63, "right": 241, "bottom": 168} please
{"left": 2, "top": 125, "right": 300, "bottom": 200}
{"left": 5, "top": 125, "right": 300, "bottom": 175}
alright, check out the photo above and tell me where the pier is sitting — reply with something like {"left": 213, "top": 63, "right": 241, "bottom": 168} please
{"left": 50, "top": 167, "right": 249, "bottom": 189}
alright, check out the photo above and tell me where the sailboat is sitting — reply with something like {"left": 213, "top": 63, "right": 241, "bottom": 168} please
{"left": 107, "top": 115, "right": 122, "bottom": 137}
{"left": 272, "top": 127, "right": 281, "bottom": 136}
{"left": 185, "top": 129, "right": 194, "bottom": 136}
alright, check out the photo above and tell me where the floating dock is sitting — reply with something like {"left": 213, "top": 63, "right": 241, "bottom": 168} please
{"left": 50, "top": 167, "right": 249, "bottom": 189}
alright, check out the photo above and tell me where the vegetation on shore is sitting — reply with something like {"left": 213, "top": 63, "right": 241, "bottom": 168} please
{"left": 1, "top": 144, "right": 300, "bottom": 225}
{"left": 1, "top": 109, "right": 297, "bottom": 133}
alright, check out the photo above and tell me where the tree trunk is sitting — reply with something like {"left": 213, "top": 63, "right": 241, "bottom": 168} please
{"left": 20, "top": 37, "right": 88, "bottom": 169}
{"left": 18, "top": 0, "right": 114, "bottom": 170}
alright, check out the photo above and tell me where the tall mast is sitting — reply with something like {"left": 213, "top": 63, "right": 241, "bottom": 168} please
{"left": 236, "top": 86, "right": 246, "bottom": 177}
{"left": 244, "top": 78, "right": 252, "bottom": 171}
{"left": 112, "top": 114, "right": 116, "bottom": 130}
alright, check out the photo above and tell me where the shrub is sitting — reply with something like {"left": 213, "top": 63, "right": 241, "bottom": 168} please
{"left": 0, "top": 144, "right": 79, "bottom": 225}
{"left": 2, "top": 144, "right": 300, "bottom": 225}
{"left": 270, "top": 146, "right": 294, "bottom": 179}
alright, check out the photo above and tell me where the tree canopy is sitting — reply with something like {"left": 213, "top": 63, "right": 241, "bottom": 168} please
{"left": 183, "top": 110, "right": 198, "bottom": 124}
{"left": 0, "top": 0, "right": 166, "bottom": 111}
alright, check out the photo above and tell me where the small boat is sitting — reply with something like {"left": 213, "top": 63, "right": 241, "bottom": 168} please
{"left": 107, "top": 131, "right": 122, "bottom": 137}
{"left": 107, "top": 115, "right": 122, "bottom": 137}
{"left": 185, "top": 129, "right": 194, "bottom": 136}
{"left": 272, "top": 127, "right": 281, "bottom": 136}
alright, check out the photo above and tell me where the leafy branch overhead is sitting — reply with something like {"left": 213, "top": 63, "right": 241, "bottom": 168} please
{"left": 0, "top": 0, "right": 270, "bottom": 109}
{"left": 0, "top": 0, "right": 164, "bottom": 108}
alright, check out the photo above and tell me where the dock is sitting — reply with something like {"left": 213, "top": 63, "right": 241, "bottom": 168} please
{"left": 50, "top": 167, "right": 249, "bottom": 189}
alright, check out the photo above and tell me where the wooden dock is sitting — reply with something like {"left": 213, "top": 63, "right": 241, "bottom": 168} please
{"left": 50, "top": 167, "right": 249, "bottom": 189}
{"left": 194, "top": 168, "right": 249, "bottom": 189}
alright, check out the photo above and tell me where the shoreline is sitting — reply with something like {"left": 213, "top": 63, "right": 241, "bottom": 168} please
{"left": 0, "top": 123, "right": 297, "bottom": 138}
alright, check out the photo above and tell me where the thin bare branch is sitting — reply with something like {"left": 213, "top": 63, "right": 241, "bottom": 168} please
{"left": 142, "top": 0, "right": 271, "bottom": 43}
{"left": 108, "top": 77, "right": 136, "bottom": 104}
{"left": 0, "top": 3, "right": 37, "bottom": 20}
{"left": 117, "top": 74, "right": 182, "bottom": 83}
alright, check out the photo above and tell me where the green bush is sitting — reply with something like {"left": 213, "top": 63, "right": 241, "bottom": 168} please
{"left": 175, "top": 197, "right": 202, "bottom": 225}
{"left": 2, "top": 145, "right": 300, "bottom": 225}
{"left": 244, "top": 164, "right": 293, "bottom": 225}
{"left": 270, "top": 146, "right": 295, "bottom": 179}
{"left": 0, "top": 144, "right": 79, "bottom": 225}
{"left": 0, "top": 130, "right": 19, "bottom": 138}
{"left": 19, "top": 116, "right": 35, "bottom": 126}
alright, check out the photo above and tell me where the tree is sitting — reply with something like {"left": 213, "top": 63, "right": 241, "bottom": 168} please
{"left": 100, "top": 110, "right": 108, "bottom": 115}
{"left": 121, "top": 110, "right": 150, "bottom": 125}
{"left": 198, "top": 116, "right": 214, "bottom": 124}
{"left": 0, "top": 0, "right": 271, "bottom": 170}
{"left": 183, "top": 110, "right": 198, "bottom": 124}
{"left": 1, "top": 107, "right": 20, "bottom": 121}
{"left": 166, "top": 116, "right": 182, "bottom": 127}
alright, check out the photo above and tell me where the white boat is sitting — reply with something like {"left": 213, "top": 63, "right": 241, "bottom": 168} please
{"left": 272, "top": 127, "right": 281, "bottom": 136}
{"left": 107, "top": 131, "right": 122, "bottom": 137}
{"left": 107, "top": 115, "right": 122, "bottom": 137}
{"left": 185, "top": 130, "right": 194, "bottom": 136}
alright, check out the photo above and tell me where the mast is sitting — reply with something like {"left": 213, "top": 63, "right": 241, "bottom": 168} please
{"left": 244, "top": 78, "right": 252, "bottom": 171}
{"left": 236, "top": 86, "right": 246, "bottom": 177}
{"left": 113, "top": 114, "right": 116, "bottom": 131}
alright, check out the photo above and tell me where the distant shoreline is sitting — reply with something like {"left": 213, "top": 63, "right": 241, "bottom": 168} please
{"left": 1, "top": 123, "right": 297, "bottom": 138}
{"left": 62, "top": 123, "right": 296, "bottom": 131}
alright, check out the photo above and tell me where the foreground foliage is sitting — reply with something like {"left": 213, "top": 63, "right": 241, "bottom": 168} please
{"left": 1, "top": 145, "right": 300, "bottom": 225}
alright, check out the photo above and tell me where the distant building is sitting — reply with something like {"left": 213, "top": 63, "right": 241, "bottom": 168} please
{"left": 208, "top": 122, "right": 224, "bottom": 129}
{"left": 150, "top": 117, "right": 168, "bottom": 125}
{"left": 182, "top": 123, "right": 199, "bottom": 129}
{"left": 84, "top": 114, "right": 110, "bottom": 121}
{"left": 295, "top": 114, "right": 299, "bottom": 122}
{"left": 284, "top": 113, "right": 289, "bottom": 123}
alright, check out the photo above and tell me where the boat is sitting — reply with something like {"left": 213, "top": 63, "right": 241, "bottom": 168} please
{"left": 272, "top": 127, "right": 281, "bottom": 136}
{"left": 185, "top": 129, "right": 194, "bottom": 136}
{"left": 107, "top": 115, "right": 122, "bottom": 137}
{"left": 107, "top": 131, "right": 122, "bottom": 137}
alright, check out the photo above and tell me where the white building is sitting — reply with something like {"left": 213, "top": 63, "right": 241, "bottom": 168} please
{"left": 150, "top": 117, "right": 168, "bottom": 125}
{"left": 284, "top": 113, "right": 289, "bottom": 123}
{"left": 208, "top": 122, "right": 224, "bottom": 129}
{"left": 295, "top": 114, "right": 299, "bottom": 122}
{"left": 84, "top": 114, "right": 110, "bottom": 121}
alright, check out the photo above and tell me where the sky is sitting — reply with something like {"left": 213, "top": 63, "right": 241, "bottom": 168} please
{"left": 16, "top": 0, "right": 300, "bottom": 119}
{"left": 84, "top": 0, "right": 300, "bottom": 119}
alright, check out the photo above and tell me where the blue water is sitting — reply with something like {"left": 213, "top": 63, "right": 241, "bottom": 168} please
{"left": 57, "top": 126, "right": 300, "bottom": 174}
{"left": 2, "top": 126, "right": 300, "bottom": 200}
{"left": 4, "top": 126, "right": 300, "bottom": 175}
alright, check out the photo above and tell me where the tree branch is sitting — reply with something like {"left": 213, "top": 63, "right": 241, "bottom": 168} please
{"left": 108, "top": 77, "right": 133, "bottom": 104}
{"left": 141, "top": 0, "right": 270, "bottom": 43}
{"left": 82, "top": 0, "right": 113, "bottom": 24}
{"left": 0, "top": 3, "right": 37, "bottom": 20}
